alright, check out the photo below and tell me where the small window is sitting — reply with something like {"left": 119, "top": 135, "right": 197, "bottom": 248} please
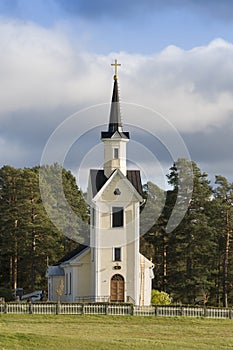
{"left": 91, "top": 247, "right": 95, "bottom": 262}
{"left": 69, "top": 272, "right": 72, "bottom": 295}
{"left": 92, "top": 207, "right": 95, "bottom": 227}
{"left": 114, "top": 247, "right": 121, "bottom": 261}
{"left": 114, "top": 148, "right": 119, "bottom": 159}
{"left": 112, "top": 207, "right": 124, "bottom": 227}
{"left": 65, "top": 273, "right": 68, "bottom": 295}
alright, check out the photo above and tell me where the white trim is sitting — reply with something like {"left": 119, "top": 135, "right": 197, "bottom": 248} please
{"left": 95, "top": 204, "right": 101, "bottom": 300}
{"left": 134, "top": 201, "right": 140, "bottom": 306}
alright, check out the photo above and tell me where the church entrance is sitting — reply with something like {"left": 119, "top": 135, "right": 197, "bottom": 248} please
{"left": 110, "top": 274, "right": 124, "bottom": 302}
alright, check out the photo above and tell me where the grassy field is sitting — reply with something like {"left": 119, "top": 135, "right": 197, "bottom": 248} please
{"left": 0, "top": 314, "right": 233, "bottom": 350}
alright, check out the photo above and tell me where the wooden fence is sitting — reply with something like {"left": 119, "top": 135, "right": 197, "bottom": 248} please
{"left": 0, "top": 303, "right": 233, "bottom": 318}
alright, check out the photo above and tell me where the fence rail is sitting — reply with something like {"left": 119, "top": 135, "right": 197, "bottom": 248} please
{"left": 0, "top": 303, "right": 233, "bottom": 319}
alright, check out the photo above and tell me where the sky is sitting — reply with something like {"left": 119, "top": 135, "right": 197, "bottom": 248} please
{"left": 1, "top": 0, "right": 233, "bottom": 190}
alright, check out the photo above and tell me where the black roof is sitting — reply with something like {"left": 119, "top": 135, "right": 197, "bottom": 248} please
{"left": 101, "top": 76, "right": 129, "bottom": 140}
{"left": 55, "top": 244, "right": 88, "bottom": 265}
{"left": 126, "top": 170, "right": 143, "bottom": 196}
{"left": 101, "top": 130, "right": 130, "bottom": 139}
{"left": 90, "top": 169, "right": 143, "bottom": 198}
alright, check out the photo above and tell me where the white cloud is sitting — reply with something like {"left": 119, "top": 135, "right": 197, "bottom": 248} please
{"left": 0, "top": 21, "right": 233, "bottom": 131}
{"left": 1, "top": 19, "right": 233, "bottom": 183}
{"left": 1, "top": 20, "right": 233, "bottom": 133}
{"left": 0, "top": 19, "right": 108, "bottom": 115}
{"left": 117, "top": 39, "right": 233, "bottom": 132}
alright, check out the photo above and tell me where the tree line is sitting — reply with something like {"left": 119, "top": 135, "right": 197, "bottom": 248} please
{"left": 141, "top": 158, "right": 233, "bottom": 307}
{"left": 0, "top": 164, "right": 88, "bottom": 301}
{"left": 0, "top": 160, "right": 232, "bottom": 306}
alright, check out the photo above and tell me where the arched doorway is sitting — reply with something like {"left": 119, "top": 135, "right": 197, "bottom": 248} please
{"left": 110, "top": 274, "right": 124, "bottom": 302}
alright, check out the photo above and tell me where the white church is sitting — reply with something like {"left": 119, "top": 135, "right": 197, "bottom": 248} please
{"left": 47, "top": 61, "right": 154, "bottom": 306}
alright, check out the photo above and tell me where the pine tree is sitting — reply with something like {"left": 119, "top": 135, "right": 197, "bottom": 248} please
{"left": 213, "top": 176, "right": 233, "bottom": 307}
{"left": 0, "top": 166, "right": 24, "bottom": 296}
{"left": 0, "top": 164, "right": 89, "bottom": 297}
{"left": 166, "top": 159, "right": 215, "bottom": 304}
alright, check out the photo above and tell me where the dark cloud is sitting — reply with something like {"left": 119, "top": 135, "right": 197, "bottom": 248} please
{"left": 183, "top": 115, "right": 233, "bottom": 164}
{"left": 181, "top": 115, "right": 233, "bottom": 184}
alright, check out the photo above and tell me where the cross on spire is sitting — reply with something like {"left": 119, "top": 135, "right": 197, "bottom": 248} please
{"left": 111, "top": 59, "right": 121, "bottom": 80}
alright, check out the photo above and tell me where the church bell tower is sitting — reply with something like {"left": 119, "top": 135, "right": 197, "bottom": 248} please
{"left": 87, "top": 60, "right": 153, "bottom": 305}
{"left": 101, "top": 60, "right": 129, "bottom": 178}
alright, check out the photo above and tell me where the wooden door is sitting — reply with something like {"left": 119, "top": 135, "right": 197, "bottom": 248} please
{"left": 110, "top": 274, "right": 124, "bottom": 302}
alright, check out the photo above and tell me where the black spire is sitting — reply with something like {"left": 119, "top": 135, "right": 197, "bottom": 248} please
{"left": 101, "top": 61, "right": 129, "bottom": 139}
{"left": 108, "top": 77, "right": 122, "bottom": 133}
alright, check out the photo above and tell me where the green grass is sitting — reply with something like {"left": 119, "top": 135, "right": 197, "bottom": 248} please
{"left": 0, "top": 314, "right": 233, "bottom": 350}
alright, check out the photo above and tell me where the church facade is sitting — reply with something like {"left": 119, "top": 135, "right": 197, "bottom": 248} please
{"left": 47, "top": 62, "right": 154, "bottom": 306}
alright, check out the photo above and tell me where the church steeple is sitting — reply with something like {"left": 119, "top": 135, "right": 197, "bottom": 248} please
{"left": 101, "top": 60, "right": 129, "bottom": 178}
{"left": 101, "top": 59, "right": 129, "bottom": 140}
{"left": 108, "top": 77, "right": 122, "bottom": 133}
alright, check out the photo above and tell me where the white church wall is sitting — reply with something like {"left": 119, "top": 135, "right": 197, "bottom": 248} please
{"left": 63, "top": 266, "right": 73, "bottom": 302}
{"left": 103, "top": 138, "right": 128, "bottom": 177}
{"left": 91, "top": 173, "right": 142, "bottom": 303}
{"left": 143, "top": 266, "right": 153, "bottom": 306}
{"left": 76, "top": 251, "right": 91, "bottom": 299}
{"left": 126, "top": 240, "right": 140, "bottom": 305}
{"left": 95, "top": 246, "right": 128, "bottom": 300}
{"left": 49, "top": 276, "right": 65, "bottom": 302}
{"left": 61, "top": 250, "right": 92, "bottom": 302}
{"left": 139, "top": 254, "right": 153, "bottom": 306}
{"left": 95, "top": 174, "right": 141, "bottom": 248}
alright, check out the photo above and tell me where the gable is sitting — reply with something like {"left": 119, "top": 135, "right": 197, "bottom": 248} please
{"left": 54, "top": 244, "right": 88, "bottom": 266}
{"left": 89, "top": 169, "right": 143, "bottom": 198}
{"left": 62, "top": 248, "right": 91, "bottom": 266}
{"left": 97, "top": 171, "right": 142, "bottom": 203}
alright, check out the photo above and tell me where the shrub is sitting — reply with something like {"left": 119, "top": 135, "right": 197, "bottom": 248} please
{"left": 151, "top": 289, "right": 171, "bottom": 305}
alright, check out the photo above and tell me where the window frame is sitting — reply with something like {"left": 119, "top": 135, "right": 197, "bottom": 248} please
{"left": 112, "top": 206, "right": 124, "bottom": 228}
{"left": 69, "top": 272, "right": 72, "bottom": 295}
{"left": 113, "top": 147, "right": 119, "bottom": 159}
{"left": 113, "top": 247, "right": 122, "bottom": 262}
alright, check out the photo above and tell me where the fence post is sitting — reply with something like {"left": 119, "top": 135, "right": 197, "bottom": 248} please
{"left": 204, "top": 306, "right": 207, "bottom": 317}
{"left": 29, "top": 302, "right": 33, "bottom": 314}
{"left": 105, "top": 305, "right": 109, "bottom": 315}
{"left": 229, "top": 309, "right": 233, "bottom": 319}
{"left": 131, "top": 305, "right": 134, "bottom": 316}
{"left": 179, "top": 306, "right": 184, "bottom": 316}
{"left": 56, "top": 302, "right": 61, "bottom": 315}
{"left": 4, "top": 302, "right": 8, "bottom": 314}
{"left": 154, "top": 306, "right": 158, "bottom": 316}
